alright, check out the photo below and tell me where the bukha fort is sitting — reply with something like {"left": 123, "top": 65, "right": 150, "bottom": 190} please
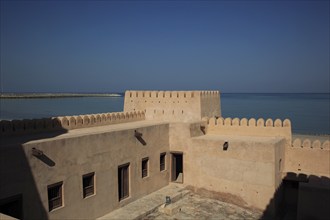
{"left": 0, "top": 90, "right": 329, "bottom": 220}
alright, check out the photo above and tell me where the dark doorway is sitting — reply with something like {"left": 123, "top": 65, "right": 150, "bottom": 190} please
{"left": 171, "top": 153, "right": 183, "bottom": 183}
{"left": 0, "top": 194, "right": 23, "bottom": 219}
{"left": 118, "top": 163, "right": 129, "bottom": 201}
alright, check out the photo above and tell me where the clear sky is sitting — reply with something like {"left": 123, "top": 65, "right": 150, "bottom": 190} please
{"left": 1, "top": 0, "right": 329, "bottom": 93}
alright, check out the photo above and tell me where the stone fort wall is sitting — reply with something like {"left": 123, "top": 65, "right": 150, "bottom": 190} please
{"left": 285, "top": 138, "right": 330, "bottom": 177}
{"left": 124, "top": 90, "right": 221, "bottom": 122}
{"left": 0, "top": 111, "right": 145, "bottom": 135}
{"left": 204, "top": 116, "right": 292, "bottom": 140}
{"left": 0, "top": 90, "right": 329, "bottom": 219}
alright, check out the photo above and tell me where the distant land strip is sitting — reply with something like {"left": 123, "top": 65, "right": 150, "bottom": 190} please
{"left": 0, "top": 93, "right": 122, "bottom": 99}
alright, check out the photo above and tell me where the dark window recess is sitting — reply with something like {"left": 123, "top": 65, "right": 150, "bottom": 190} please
{"left": 118, "top": 163, "right": 129, "bottom": 201}
{"left": 83, "top": 173, "right": 95, "bottom": 198}
{"left": 142, "top": 158, "right": 149, "bottom": 178}
{"left": 160, "top": 153, "right": 166, "bottom": 171}
{"left": 48, "top": 182, "right": 63, "bottom": 211}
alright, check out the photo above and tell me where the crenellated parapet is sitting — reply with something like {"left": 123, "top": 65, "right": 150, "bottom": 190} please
{"left": 292, "top": 138, "right": 329, "bottom": 150}
{"left": 285, "top": 137, "right": 330, "bottom": 177}
{"left": 125, "top": 90, "right": 219, "bottom": 99}
{"left": 0, "top": 111, "right": 145, "bottom": 136}
{"left": 203, "top": 117, "right": 292, "bottom": 140}
{"left": 123, "top": 90, "right": 221, "bottom": 122}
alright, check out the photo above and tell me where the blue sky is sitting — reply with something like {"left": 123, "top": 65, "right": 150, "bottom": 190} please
{"left": 1, "top": 0, "right": 329, "bottom": 93}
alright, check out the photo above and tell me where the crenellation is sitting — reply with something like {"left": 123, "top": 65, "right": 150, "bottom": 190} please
{"left": 323, "top": 140, "right": 330, "bottom": 150}
{"left": 25, "top": 119, "right": 34, "bottom": 130}
{"left": 302, "top": 139, "right": 311, "bottom": 148}
{"left": 283, "top": 119, "right": 291, "bottom": 127}
{"left": 224, "top": 117, "right": 232, "bottom": 126}
{"left": 291, "top": 138, "right": 330, "bottom": 150}
{"left": 12, "top": 120, "right": 24, "bottom": 132}
{"left": 248, "top": 118, "right": 256, "bottom": 126}
{"left": 75, "top": 116, "right": 83, "bottom": 127}
{"left": 70, "top": 116, "right": 77, "bottom": 127}
{"left": 266, "top": 118, "right": 273, "bottom": 127}
{"left": 292, "top": 138, "right": 302, "bottom": 148}
{"left": 216, "top": 117, "right": 224, "bottom": 125}
{"left": 257, "top": 118, "right": 265, "bottom": 127}
{"left": 274, "top": 119, "right": 282, "bottom": 127}
{"left": 209, "top": 117, "right": 216, "bottom": 126}
{"left": 208, "top": 117, "right": 290, "bottom": 129}
{"left": 240, "top": 118, "right": 248, "bottom": 126}
{"left": 35, "top": 119, "right": 45, "bottom": 130}
{"left": 0, "top": 111, "right": 146, "bottom": 136}
{"left": 207, "top": 117, "right": 291, "bottom": 140}
{"left": 58, "top": 116, "right": 69, "bottom": 129}
{"left": 312, "top": 140, "right": 321, "bottom": 148}
{"left": 83, "top": 115, "right": 90, "bottom": 126}
{"left": 90, "top": 115, "right": 96, "bottom": 125}
{"left": 232, "top": 117, "right": 240, "bottom": 126}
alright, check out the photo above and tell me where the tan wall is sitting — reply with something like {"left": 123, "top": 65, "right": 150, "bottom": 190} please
{"left": 205, "top": 117, "right": 292, "bottom": 141}
{"left": 168, "top": 122, "right": 285, "bottom": 212}
{"left": 284, "top": 138, "right": 330, "bottom": 177}
{"left": 0, "top": 122, "right": 170, "bottom": 220}
{"left": 0, "top": 111, "right": 145, "bottom": 136}
{"left": 123, "top": 90, "right": 220, "bottom": 122}
{"left": 2, "top": 89, "right": 329, "bottom": 219}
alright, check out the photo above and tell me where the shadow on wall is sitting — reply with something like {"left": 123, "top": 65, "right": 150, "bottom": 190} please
{"left": 261, "top": 172, "right": 330, "bottom": 220}
{"left": 0, "top": 117, "right": 68, "bottom": 220}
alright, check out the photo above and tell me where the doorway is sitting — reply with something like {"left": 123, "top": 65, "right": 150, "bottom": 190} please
{"left": 118, "top": 163, "right": 130, "bottom": 201}
{"left": 171, "top": 153, "right": 183, "bottom": 183}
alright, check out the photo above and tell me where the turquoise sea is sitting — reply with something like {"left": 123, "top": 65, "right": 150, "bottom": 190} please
{"left": 0, "top": 93, "right": 329, "bottom": 135}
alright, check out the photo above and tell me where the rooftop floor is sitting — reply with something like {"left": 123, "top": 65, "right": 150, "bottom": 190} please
{"left": 97, "top": 183, "right": 262, "bottom": 220}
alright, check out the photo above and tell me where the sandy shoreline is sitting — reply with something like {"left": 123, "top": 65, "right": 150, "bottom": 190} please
{"left": 0, "top": 93, "right": 122, "bottom": 98}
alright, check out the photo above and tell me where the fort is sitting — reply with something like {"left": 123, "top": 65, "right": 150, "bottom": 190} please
{"left": 0, "top": 90, "right": 329, "bottom": 220}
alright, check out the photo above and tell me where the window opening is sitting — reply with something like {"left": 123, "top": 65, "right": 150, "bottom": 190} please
{"left": 48, "top": 182, "right": 63, "bottom": 211}
{"left": 142, "top": 158, "right": 149, "bottom": 178}
{"left": 160, "top": 153, "right": 166, "bottom": 171}
{"left": 83, "top": 172, "right": 95, "bottom": 198}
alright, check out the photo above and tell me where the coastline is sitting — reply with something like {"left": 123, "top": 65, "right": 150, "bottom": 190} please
{"left": 0, "top": 93, "right": 122, "bottom": 99}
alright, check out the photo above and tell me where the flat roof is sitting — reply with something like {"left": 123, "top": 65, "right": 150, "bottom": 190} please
{"left": 192, "top": 134, "right": 284, "bottom": 144}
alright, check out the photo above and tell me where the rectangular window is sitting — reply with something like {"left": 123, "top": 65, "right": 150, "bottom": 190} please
{"left": 83, "top": 172, "right": 95, "bottom": 198}
{"left": 48, "top": 182, "right": 63, "bottom": 211}
{"left": 118, "top": 163, "right": 129, "bottom": 201}
{"left": 160, "top": 153, "right": 166, "bottom": 171}
{"left": 142, "top": 157, "right": 149, "bottom": 178}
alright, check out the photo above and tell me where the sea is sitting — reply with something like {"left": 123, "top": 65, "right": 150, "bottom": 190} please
{"left": 0, "top": 93, "right": 329, "bottom": 135}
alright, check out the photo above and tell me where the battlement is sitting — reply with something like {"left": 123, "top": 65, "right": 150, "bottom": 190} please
{"left": 286, "top": 137, "right": 330, "bottom": 177}
{"left": 125, "top": 90, "right": 219, "bottom": 98}
{"left": 204, "top": 117, "right": 292, "bottom": 139}
{"left": 123, "top": 90, "right": 221, "bottom": 122}
{"left": 0, "top": 111, "right": 145, "bottom": 136}
{"left": 292, "top": 138, "right": 329, "bottom": 150}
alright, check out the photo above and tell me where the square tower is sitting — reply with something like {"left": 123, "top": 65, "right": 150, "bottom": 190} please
{"left": 123, "top": 90, "right": 221, "bottom": 122}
